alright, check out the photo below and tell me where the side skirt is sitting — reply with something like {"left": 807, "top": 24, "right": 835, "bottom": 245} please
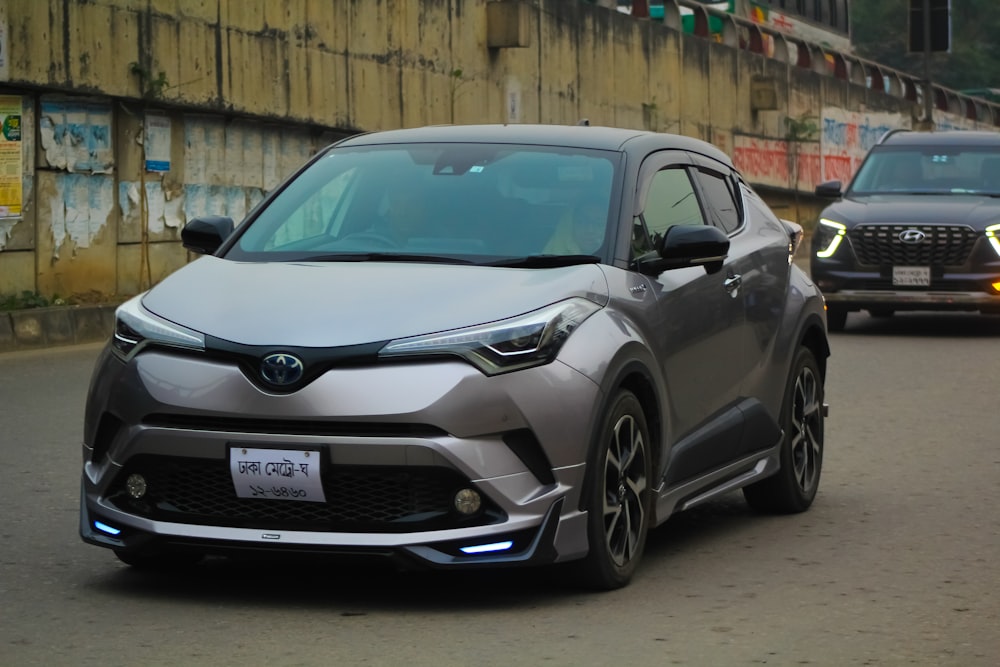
{"left": 650, "top": 434, "right": 782, "bottom": 526}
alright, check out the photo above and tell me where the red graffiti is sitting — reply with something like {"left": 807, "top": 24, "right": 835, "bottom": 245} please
{"left": 822, "top": 155, "right": 853, "bottom": 184}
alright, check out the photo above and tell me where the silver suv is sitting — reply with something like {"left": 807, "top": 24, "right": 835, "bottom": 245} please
{"left": 80, "top": 124, "right": 829, "bottom": 590}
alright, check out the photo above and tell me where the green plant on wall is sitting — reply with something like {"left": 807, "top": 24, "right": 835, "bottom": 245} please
{"left": 129, "top": 61, "right": 170, "bottom": 99}
{"left": 784, "top": 111, "right": 819, "bottom": 224}
{"left": 0, "top": 291, "right": 67, "bottom": 311}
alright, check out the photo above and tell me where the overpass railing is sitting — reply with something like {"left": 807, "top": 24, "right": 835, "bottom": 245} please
{"left": 630, "top": 0, "right": 1000, "bottom": 127}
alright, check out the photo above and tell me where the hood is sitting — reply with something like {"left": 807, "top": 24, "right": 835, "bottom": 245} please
{"left": 829, "top": 193, "right": 1000, "bottom": 228}
{"left": 140, "top": 257, "right": 610, "bottom": 347}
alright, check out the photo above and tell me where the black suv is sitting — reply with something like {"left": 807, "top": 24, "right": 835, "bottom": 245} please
{"left": 811, "top": 130, "right": 1000, "bottom": 330}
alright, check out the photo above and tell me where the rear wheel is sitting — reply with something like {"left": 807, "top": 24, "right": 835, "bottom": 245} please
{"left": 826, "top": 307, "right": 847, "bottom": 332}
{"left": 572, "top": 389, "right": 652, "bottom": 590}
{"left": 743, "top": 346, "right": 824, "bottom": 514}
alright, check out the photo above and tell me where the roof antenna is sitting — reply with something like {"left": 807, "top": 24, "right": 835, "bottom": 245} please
{"left": 577, "top": 118, "right": 590, "bottom": 126}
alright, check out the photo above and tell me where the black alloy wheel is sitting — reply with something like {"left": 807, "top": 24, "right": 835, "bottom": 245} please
{"left": 743, "top": 346, "right": 824, "bottom": 513}
{"left": 573, "top": 389, "right": 652, "bottom": 590}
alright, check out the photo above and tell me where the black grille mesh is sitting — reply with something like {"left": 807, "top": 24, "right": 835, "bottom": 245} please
{"left": 850, "top": 224, "right": 978, "bottom": 266}
{"left": 108, "top": 456, "right": 502, "bottom": 533}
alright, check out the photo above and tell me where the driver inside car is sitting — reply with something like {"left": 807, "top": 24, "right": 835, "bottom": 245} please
{"left": 543, "top": 198, "right": 607, "bottom": 255}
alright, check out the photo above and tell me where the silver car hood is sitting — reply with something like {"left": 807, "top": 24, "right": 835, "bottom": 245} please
{"left": 141, "top": 256, "right": 610, "bottom": 347}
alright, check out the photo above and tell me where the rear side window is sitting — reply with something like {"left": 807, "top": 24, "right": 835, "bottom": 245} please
{"left": 694, "top": 168, "right": 742, "bottom": 234}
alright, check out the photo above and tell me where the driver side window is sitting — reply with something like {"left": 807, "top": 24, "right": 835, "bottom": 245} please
{"left": 633, "top": 167, "right": 706, "bottom": 255}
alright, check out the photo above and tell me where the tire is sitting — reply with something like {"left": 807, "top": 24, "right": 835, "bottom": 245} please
{"left": 571, "top": 389, "right": 652, "bottom": 590}
{"left": 826, "top": 307, "right": 847, "bottom": 332}
{"left": 114, "top": 548, "right": 203, "bottom": 571}
{"left": 743, "top": 346, "right": 824, "bottom": 514}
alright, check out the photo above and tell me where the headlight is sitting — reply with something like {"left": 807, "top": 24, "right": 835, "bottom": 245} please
{"left": 986, "top": 223, "right": 1000, "bottom": 257}
{"left": 815, "top": 218, "right": 847, "bottom": 258}
{"left": 379, "top": 298, "right": 602, "bottom": 375}
{"left": 111, "top": 295, "right": 206, "bottom": 360}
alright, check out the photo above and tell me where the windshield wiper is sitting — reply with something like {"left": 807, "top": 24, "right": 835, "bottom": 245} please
{"left": 296, "top": 253, "right": 476, "bottom": 265}
{"left": 485, "top": 254, "right": 601, "bottom": 268}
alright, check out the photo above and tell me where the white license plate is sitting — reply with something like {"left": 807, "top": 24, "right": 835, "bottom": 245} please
{"left": 229, "top": 447, "right": 326, "bottom": 503}
{"left": 892, "top": 266, "right": 930, "bottom": 287}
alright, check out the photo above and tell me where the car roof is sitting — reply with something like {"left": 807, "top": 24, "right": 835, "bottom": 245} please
{"left": 333, "top": 123, "right": 735, "bottom": 167}
{"left": 879, "top": 129, "right": 1000, "bottom": 147}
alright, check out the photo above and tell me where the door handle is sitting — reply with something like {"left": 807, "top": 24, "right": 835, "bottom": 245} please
{"left": 724, "top": 274, "right": 742, "bottom": 296}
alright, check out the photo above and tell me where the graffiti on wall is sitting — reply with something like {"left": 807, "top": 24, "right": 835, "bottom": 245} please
{"left": 732, "top": 136, "right": 822, "bottom": 191}
{"left": 734, "top": 108, "right": 910, "bottom": 191}
{"left": 819, "top": 108, "right": 908, "bottom": 184}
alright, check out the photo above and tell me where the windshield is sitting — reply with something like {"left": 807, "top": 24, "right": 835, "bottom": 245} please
{"left": 226, "top": 142, "right": 620, "bottom": 264}
{"left": 848, "top": 146, "right": 1000, "bottom": 195}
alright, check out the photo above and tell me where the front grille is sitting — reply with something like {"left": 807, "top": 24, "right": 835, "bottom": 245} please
{"left": 850, "top": 224, "right": 978, "bottom": 266}
{"left": 107, "top": 456, "right": 503, "bottom": 533}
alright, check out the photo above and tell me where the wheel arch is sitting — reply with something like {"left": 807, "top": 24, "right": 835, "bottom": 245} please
{"left": 577, "top": 354, "right": 665, "bottom": 514}
{"left": 797, "top": 313, "right": 830, "bottom": 382}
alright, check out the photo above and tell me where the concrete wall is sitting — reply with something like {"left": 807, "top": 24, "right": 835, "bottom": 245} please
{"left": 0, "top": 0, "right": 994, "bottom": 301}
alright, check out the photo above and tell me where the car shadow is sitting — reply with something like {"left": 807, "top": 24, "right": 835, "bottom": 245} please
{"left": 835, "top": 311, "right": 1000, "bottom": 337}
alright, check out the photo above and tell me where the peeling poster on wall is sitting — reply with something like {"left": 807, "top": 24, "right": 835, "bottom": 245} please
{"left": 38, "top": 98, "right": 113, "bottom": 173}
{"left": 144, "top": 112, "right": 171, "bottom": 172}
{"left": 0, "top": 95, "right": 22, "bottom": 218}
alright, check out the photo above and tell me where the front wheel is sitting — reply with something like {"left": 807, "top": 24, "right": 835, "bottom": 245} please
{"left": 743, "top": 346, "right": 824, "bottom": 514}
{"left": 571, "top": 389, "right": 652, "bottom": 590}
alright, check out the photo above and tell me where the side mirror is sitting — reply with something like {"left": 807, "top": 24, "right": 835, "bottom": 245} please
{"left": 814, "top": 180, "right": 843, "bottom": 198}
{"left": 636, "top": 225, "right": 730, "bottom": 276}
{"left": 781, "top": 218, "right": 804, "bottom": 259}
{"left": 182, "top": 216, "right": 235, "bottom": 255}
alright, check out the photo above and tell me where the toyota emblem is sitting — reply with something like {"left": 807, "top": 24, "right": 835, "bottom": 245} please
{"left": 260, "top": 353, "right": 305, "bottom": 386}
{"left": 898, "top": 229, "right": 926, "bottom": 244}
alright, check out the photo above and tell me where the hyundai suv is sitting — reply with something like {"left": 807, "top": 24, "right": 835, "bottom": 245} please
{"left": 81, "top": 124, "right": 829, "bottom": 590}
{"left": 812, "top": 129, "right": 1000, "bottom": 331}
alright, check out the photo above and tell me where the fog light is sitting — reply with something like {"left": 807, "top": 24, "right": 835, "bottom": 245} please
{"left": 991, "top": 280, "right": 1000, "bottom": 293}
{"left": 126, "top": 474, "right": 147, "bottom": 499}
{"left": 454, "top": 488, "right": 481, "bottom": 515}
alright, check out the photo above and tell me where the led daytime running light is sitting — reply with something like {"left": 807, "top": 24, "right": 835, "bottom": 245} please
{"left": 986, "top": 224, "right": 1000, "bottom": 257}
{"left": 816, "top": 219, "right": 847, "bottom": 258}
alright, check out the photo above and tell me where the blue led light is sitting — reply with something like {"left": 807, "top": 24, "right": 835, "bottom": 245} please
{"left": 459, "top": 541, "right": 513, "bottom": 555}
{"left": 94, "top": 521, "right": 121, "bottom": 536}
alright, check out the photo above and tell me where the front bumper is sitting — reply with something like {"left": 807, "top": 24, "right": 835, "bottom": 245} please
{"left": 80, "top": 346, "right": 601, "bottom": 568}
{"left": 80, "top": 482, "right": 576, "bottom": 569}
{"left": 821, "top": 288, "right": 1000, "bottom": 310}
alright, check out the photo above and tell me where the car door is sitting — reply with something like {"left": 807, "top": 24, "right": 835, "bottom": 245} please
{"left": 631, "top": 151, "right": 747, "bottom": 485}
{"left": 690, "top": 155, "right": 789, "bottom": 457}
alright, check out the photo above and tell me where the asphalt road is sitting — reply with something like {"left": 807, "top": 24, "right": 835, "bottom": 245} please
{"left": 2, "top": 313, "right": 999, "bottom": 667}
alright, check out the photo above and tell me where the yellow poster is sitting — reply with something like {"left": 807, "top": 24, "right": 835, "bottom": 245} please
{"left": 0, "top": 95, "right": 23, "bottom": 218}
